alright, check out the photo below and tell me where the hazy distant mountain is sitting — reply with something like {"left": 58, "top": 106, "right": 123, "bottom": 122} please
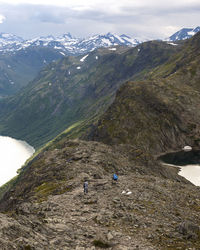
{"left": 0, "top": 27, "right": 199, "bottom": 56}
{"left": 1, "top": 28, "right": 199, "bottom": 96}
{"left": 167, "top": 26, "right": 200, "bottom": 41}
{"left": 0, "top": 32, "right": 140, "bottom": 96}
{"left": 0, "top": 32, "right": 140, "bottom": 56}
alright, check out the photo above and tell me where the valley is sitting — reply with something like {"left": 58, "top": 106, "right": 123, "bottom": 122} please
{"left": 0, "top": 29, "right": 200, "bottom": 249}
{"left": 0, "top": 41, "right": 180, "bottom": 148}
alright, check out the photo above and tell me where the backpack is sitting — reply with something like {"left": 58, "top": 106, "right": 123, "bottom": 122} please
{"left": 113, "top": 174, "right": 118, "bottom": 181}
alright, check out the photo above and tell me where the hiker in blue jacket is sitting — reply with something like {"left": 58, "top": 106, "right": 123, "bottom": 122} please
{"left": 113, "top": 173, "right": 118, "bottom": 182}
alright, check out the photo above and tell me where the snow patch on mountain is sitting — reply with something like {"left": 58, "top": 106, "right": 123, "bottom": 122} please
{"left": 1, "top": 27, "right": 198, "bottom": 56}
{"left": 0, "top": 32, "right": 140, "bottom": 55}
{"left": 60, "top": 52, "right": 65, "bottom": 56}
{"left": 167, "top": 42, "right": 178, "bottom": 46}
{"left": 80, "top": 54, "right": 89, "bottom": 62}
{"left": 167, "top": 26, "right": 200, "bottom": 41}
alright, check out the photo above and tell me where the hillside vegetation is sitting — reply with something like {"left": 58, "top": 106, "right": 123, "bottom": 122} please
{"left": 0, "top": 42, "right": 179, "bottom": 148}
{"left": 0, "top": 33, "right": 200, "bottom": 249}
{"left": 0, "top": 47, "right": 63, "bottom": 96}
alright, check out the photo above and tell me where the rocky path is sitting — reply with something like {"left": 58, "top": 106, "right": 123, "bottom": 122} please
{"left": 39, "top": 176, "right": 155, "bottom": 249}
{"left": 1, "top": 171, "right": 200, "bottom": 249}
{"left": 0, "top": 140, "right": 200, "bottom": 249}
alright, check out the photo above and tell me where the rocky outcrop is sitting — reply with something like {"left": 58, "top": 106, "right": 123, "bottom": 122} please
{"left": 0, "top": 140, "right": 200, "bottom": 249}
{"left": 87, "top": 33, "right": 200, "bottom": 157}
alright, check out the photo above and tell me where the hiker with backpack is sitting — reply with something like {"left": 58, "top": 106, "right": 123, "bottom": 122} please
{"left": 83, "top": 180, "right": 88, "bottom": 194}
{"left": 112, "top": 173, "right": 118, "bottom": 183}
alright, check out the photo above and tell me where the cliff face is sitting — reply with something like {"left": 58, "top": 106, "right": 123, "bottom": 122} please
{"left": 0, "top": 140, "right": 200, "bottom": 249}
{"left": 89, "top": 78, "right": 200, "bottom": 155}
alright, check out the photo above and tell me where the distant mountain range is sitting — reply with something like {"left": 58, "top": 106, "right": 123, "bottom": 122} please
{"left": 0, "top": 32, "right": 140, "bottom": 56}
{"left": 0, "top": 27, "right": 199, "bottom": 56}
{"left": 0, "top": 27, "right": 199, "bottom": 96}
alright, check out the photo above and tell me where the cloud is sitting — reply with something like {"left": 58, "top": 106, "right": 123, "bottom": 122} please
{"left": 0, "top": 14, "right": 5, "bottom": 23}
{"left": 0, "top": 1, "right": 199, "bottom": 39}
{"left": 31, "top": 8, "right": 67, "bottom": 24}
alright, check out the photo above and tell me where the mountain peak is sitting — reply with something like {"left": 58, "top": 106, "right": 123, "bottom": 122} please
{"left": 62, "top": 32, "right": 73, "bottom": 39}
{"left": 120, "top": 34, "right": 131, "bottom": 39}
{"left": 0, "top": 32, "right": 140, "bottom": 55}
{"left": 168, "top": 26, "right": 200, "bottom": 41}
{"left": 0, "top": 32, "right": 24, "bottom": 42}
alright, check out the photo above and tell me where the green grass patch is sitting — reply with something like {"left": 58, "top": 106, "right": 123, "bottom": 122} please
{"left": 34, "top": 181, "right": 73, "bottom": 202}
{"left": 93, "top": 239, "right": 112, "bottom": 248}
{"left": 34, "top": 182, "right": 60, "bottom": 201}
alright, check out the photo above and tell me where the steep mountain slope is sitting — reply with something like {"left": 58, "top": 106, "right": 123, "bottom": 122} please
{"left": 1, "top": 33, "right": 200, "bottom": 250}
{"left": 0, "top": 47, "right": 64, "bottom": 96}
{"left": 0, "top": 32, "right": 139, "bottom": 96}
{"left": 89, "top": 32, "right": 200, "bottom": 157}
{"left": 0, "top": 41, "right": 179, "bottom": 148}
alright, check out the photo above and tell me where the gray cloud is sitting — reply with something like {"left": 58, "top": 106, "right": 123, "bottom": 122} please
{"left": 0, "top": 1, "right": 199, "bottom": 40}
{"left": 31, "top": 12, "right": 65, "bottom": 24}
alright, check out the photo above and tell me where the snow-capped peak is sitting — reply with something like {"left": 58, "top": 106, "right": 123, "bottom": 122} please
{"left": 62, "top": 33, "right": 73, "bottom": 39}
{"left": 0, "top": 33, "right": 24, "bottom": 42}
{"left": 0, "top": 31, "right": 140, "bottom": 55}
{"left": 167, "top": 26, "right": 200, "bottom": 41}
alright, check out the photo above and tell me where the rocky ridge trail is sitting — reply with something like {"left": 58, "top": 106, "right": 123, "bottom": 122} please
{"left": 0, "top": 140, "right": 200, "bottom": 249}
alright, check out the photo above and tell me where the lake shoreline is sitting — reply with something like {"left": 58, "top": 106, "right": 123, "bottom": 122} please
{"left": 162, "top": 162, "right": 200, "bottom": 186}
{"left": 0, "top": 135, "right": 35, "bottom": 186}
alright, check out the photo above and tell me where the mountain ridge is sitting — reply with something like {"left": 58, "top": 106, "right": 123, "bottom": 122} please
{"left": 0, "top": 27, "right": 199, "bottom": 96}
{"left": 88, "top": 32, "right": 200, "bottom": 156}
{"left": 0, "top": 41, "right": 179, "bottom": 148}
{"left": 0, "top": 27, "right": 199, "bottom": 56}
{"left": 0, "top": 29, "right": 200, "bottom": 250}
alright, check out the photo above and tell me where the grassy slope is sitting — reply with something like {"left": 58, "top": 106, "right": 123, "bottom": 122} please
{"left": 0, "top": 42, "right": 178, "bottom": 148}
{"left": 0, "top": 47, "right": 63, "bottom": 96}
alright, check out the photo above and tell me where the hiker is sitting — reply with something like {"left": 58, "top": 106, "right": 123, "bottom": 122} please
{"left": 112, "top": 173, "right": 118, "bottom": 182}
{"left": 83, "top": 180, "right": 88, "bottom": 194}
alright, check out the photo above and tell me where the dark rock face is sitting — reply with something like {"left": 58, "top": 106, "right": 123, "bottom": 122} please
{"left": 0, "top": 140, "right": 200, "bottom": 249}
{"left": 178, "top": 221, "right": 200, "bottom": 239}
{"left": 89, "top": 79, "right": 200, "bottom": 156}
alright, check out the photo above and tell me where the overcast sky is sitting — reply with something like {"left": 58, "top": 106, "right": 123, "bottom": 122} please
{"left": 0, "top": 0, "right": 199, "bottom": 40}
